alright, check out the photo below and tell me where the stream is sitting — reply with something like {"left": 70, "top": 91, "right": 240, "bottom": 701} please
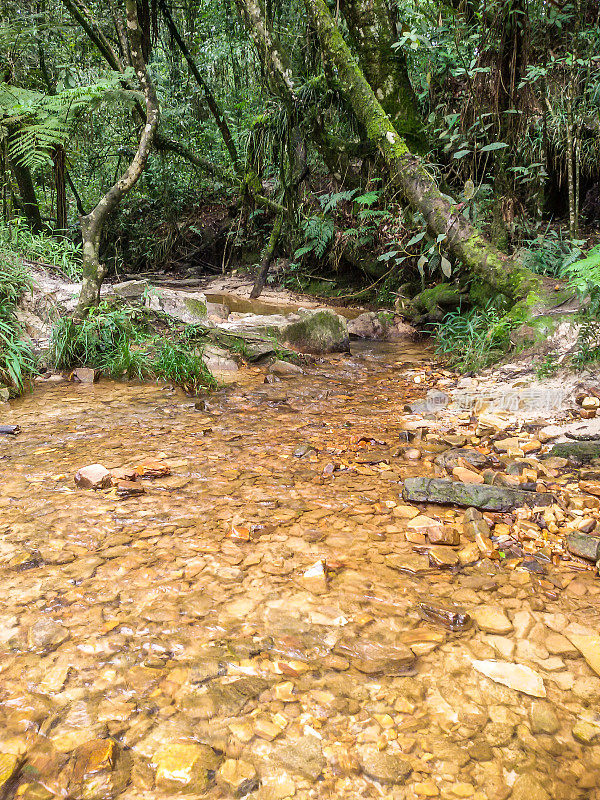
{"left": 0, "top": 335, "right": 599, "bottom": 800}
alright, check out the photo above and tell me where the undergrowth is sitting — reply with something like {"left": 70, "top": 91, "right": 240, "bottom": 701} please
{"left": 0, "top": 256, "right": 37, "bottom": 393}
{"left": 433, "top": 302, "right": 514, "bottom": 373}
{"left": 50, "top": 303, "right": 217, "bottom": 394}
{"left": 0, "top": 217, "right": 82, "bottom": 280}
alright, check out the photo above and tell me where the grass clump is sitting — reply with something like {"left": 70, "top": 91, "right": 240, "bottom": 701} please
{"left": 433, "top": 302, "right": 514, "bottom": 373}
{"left": 50, "top": 302, "right": 217, "bottom": 394}
{"left": 0, "top": 256, "right": 37, "bottom": 393}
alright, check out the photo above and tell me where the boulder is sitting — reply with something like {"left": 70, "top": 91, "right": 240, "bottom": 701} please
{"left": 269, "top": 359, "right": 304, "bottom": 377}
{"left": 281, "top": 310, "right": 350, "bottom": 354}
{"left": 347, "top": 312, "right": 385, "bottom": 339}
{"left": 273, "top": 735, "right": 325, "bottom": 781}
{"left": 201, "top": 345, "right": 238, "bottom": 374}
{"left": 113, "top": 279, "right": 149, "bottom": 299}
{"left": 566, "top": 533, "right": 600, "bottom": 562}
{"left": 144, "top": 286, "right": 208, "bottom": 324}
{"left": 550, "top": 441, "right": 600, "bottom": 463}
{"left": 402, "top": 477, "right": 554, "bottom": 511}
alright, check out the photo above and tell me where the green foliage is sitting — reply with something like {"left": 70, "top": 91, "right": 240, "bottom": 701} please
{"left": 0, "top": 217, "right": 82, "bottom": 280}
{"left": 0, "top": 76, "right": 138, "bottom": 171}
{"left": 49, "top": 302, "right": 216, "bottom": 394}
{"left": 0, "top": 255, "right": 37, "bottom": 392}
{"left": 561, "top": 245, "right": 600, "bottom": 294}
{"left": 521, "top": 230, "right": 585, "bottom": 278}
{"left": 433, "top": 302, "right": 514, "bottom": 373}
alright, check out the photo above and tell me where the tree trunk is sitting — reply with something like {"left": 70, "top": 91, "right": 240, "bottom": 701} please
{"left": 74, "top": 0, "right": 159, "bottom": 318}
{"left": 9, "top": 157, "right": 43, "bottom": 233}
{"left": 339, "top": 0, "right": 426, "bottom": 154}
{"left": 303, "top": 0, "right": 539, "bottom": 300}
{"left": 250, "top": 211, "right": 284, "bottom": 298}
{"left": 53, "top": 146, "right": 68, "bottom": 235}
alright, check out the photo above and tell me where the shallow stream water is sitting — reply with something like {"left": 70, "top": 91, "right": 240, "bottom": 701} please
{"left": 1, "top": 341, "right": 599, "bottom": 799}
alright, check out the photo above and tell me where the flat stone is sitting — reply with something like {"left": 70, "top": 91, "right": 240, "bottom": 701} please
{"left": 335, "top": 638, "right": 416, "bottom": 675}
{"left": 472, "top": 660, "right": 546, "bottom": 697}
{"left": 402, "top": 477, "right": 554, "bottom": 511}
{"left": 273, "top": 735, "right": 325, "bottom": 781}
{"left": 566, "top": 533, "right": 600, "bottom": 562}
{"left": 74, "top": 464, "right": 111, "bottom": 490}
{"left": 568, "top": 634, "right": 600, "bottom": 676}
{"left": 72, "top": 367, "right": 98, "bottom": 384}
{"left": 359, "top": 749, "right": 412, "bottom": 784}
{"left": 572, "top": 719, "right": 600, "bottom": 745}
{"left": 511, "top": 774, "right": 549, "bottom": 800}
{"left": 269, "top": 359, "right": 304, "bottom": 377}
{"left": 428, "top": 546, "right": 459, "bottom": 568}
{"left": 472, "top": 607, "right": 513, "bottom": 635}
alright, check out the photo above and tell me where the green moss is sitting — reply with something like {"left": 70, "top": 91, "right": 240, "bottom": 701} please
{"left": 282, "top": 310, "right": 349, "bottom": 354}
{"left": 184, "top": 298, "right": 207, "bottom": 319}
{"left": 412, "top": 283, "right": 461, "bottom": 312}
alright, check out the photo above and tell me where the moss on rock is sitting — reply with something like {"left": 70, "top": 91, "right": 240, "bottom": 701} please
{"left": 282, "top": 310, "right": 350, "bottom": 354}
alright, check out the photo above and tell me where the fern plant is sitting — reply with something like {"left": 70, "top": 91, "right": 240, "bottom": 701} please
{"left": 0, "top": 73, "right": 138, "bottom": 171}
{"left": 561, "top": 245, "right": 600, "bottom": 294}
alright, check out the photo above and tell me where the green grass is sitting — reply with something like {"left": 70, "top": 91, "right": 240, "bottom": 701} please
{"left": 0, "top": 217, "right": 82, "bottom": 280}
{"left": 50, "top": 303, "right": 217, "bottom": 394}
{"left": 0, "top": 255, "right": 37, "bottom": 392}
{"left": 433, "top": 302, "right": 514, "bottom": 373}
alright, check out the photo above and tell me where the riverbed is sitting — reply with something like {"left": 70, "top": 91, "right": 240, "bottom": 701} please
{"left": 0, "top": 342, "right": 599, "bottom": 800}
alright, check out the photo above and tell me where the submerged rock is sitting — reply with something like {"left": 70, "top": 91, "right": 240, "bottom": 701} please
{"left": 402, "top": 477, "right": 554, "bottom": 511}
{"left": 273, "top": 735, "right": 325, "bottom": 781}
{"left": 359, "top": 749, "right": 412, "bottom": 784}
{"left": 152, "top": 743, "right": 220, "bottom": 793}
{"left": 472, "top": 660, "right": 546, "bottom": 697}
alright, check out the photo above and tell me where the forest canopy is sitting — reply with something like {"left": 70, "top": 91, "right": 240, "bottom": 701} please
{"left": 1, "top": 0, "right": 599, "bottom": 316}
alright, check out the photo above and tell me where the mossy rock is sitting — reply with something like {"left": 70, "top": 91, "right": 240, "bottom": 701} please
{"left": 412, "top": 284, "right": 462, "bottom": 313}
{"left": 281, "top": 310, "right": 350, "bottom": 354}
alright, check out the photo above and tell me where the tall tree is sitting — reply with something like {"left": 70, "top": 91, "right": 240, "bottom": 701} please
{"left": 74, "top": 0, "right": 159, "bottom": 317}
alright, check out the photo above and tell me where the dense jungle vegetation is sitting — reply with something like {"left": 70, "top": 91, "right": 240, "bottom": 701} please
{"left": 1, "top": 0, "right": 600, "bottom": 388}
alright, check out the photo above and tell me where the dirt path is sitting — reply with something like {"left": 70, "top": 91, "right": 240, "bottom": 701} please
{"left": 0, "top": 346, "right": 599, "bottom": 800}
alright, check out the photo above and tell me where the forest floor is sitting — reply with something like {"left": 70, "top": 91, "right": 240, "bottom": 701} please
{"left": 1, "top": 335, "right": 600, "bottom": 800}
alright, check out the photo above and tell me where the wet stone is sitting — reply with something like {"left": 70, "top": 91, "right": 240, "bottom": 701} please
{"left": 28, "top": 619, "right": 69, "bottom": 652}
{"left": 472, "top": 607, "right": 513, "bottom": 635}
{"left": 217, "top": 759, "right": 259, "bottom": 796}
{"left": 358, "top": 749, "right": 412, "bottom": 784}
{"left": 74, "top": 464, "right": 111, "bottom": 490}
{"left": 529, "top": 701, "right": 560, "bottom": 735}
{"left": 510, "top": 774, "right": 549, "bottom": 800}
{"left": 152, "top": 743, "right": 221, "bottom": 793}
{"left": 273, "top": 735, "right": 325, "bottom": 781}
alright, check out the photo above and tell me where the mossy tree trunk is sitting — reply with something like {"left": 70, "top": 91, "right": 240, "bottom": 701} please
{"left": 303, "top": 0, "right": 540, "bottom": 301}
{"left": 74, "top": 0, "right": 159, "bottom": 318}
{"left": 339, "top": 0, "right": 426, "bottom": 154}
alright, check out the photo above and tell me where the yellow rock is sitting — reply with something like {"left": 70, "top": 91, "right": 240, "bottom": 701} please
{"left": 568, "top": 634, "right": 600, "bottom": 676}
{"left": 414, "top": 781, "right": 440, "bottom": 797}
{"left": 450, "top": 783, "right": 475, "bottom": 797}
{"left": 0, "top": 754, "right": 19, "bottom": 791}
{"left": 152, "top": 743, "right": 220, "bottom": 793}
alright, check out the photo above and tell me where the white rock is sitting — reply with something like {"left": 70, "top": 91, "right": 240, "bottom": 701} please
{"left": 472, "top": 660, "right": 546, "bottom": 697}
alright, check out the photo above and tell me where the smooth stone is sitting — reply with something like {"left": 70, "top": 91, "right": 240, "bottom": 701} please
{"left": 359, "top": 749, "right": 412, "bottom": 785}
{"left": 472, "top": 607, "right": 513, "bottom": 635}
{"left": 74, "top": 464, "right": 111, "bottom": 490}
{"left": 152, "top": 743, "right": 220, "bottom": 793}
